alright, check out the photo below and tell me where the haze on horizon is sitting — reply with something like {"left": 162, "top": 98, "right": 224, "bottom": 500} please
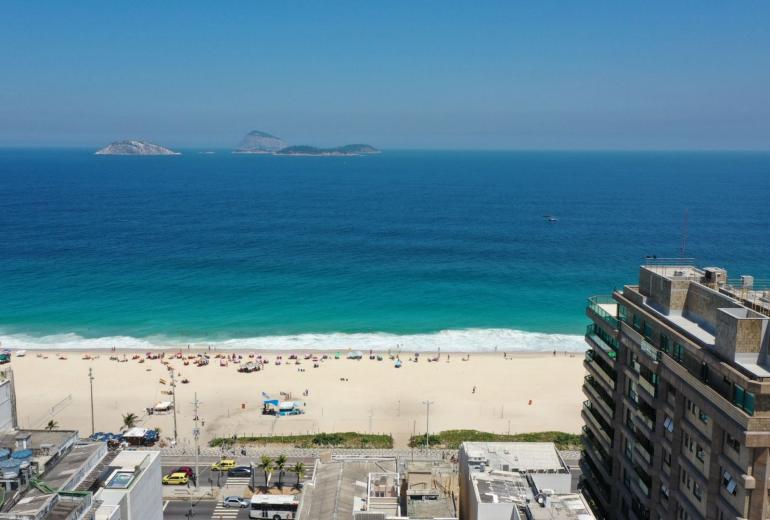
{"left": 1, "top": 1, "right": 769, "bottom": 151}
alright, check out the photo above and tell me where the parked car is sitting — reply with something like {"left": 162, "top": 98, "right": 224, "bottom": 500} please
{"left": 162, "top": 472, "right": 189, "bottom": 485}
{"left": 222, "top": 496, "right": 248, "bottom": 508}
{"left": 175, "top": 466, "right": 194, "bottom": 478}
{"left": 227, "top": 466, "right": 252, "bottom": 477}
{"left": 211, "top": 459, "right": 236, "bottom": 471}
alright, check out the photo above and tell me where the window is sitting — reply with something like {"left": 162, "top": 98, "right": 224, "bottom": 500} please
{"left": 733, "top": 384, "right": 756, "bottom": 415}
{"left": 698, "top": 409, "right": 709, "bottom": 424}
{"left": 660, "top": 333, "right": 670, "bottom": 353}
{"left": 725, "top": 432, "right": 740, "bottom": 453}
{"left": 663, "top": 449, "right": 671, "bottom": 467}
{"left": 663, "top": 416, "right": 674, "bottom": 433}
{"left": 696, "top": 443, "right": 705, "bottom": 462}
{"left": 633, "top": 314, "right": 641, "bottom": 330}
{"left": 660, "top": 483, "right": 669, "bottom": 500}
{"left": 722, "top": 470, "right": 737, "bottom": 496}
{"left": 673, "top": 342, "right": 684, "bottom": 363}
{"left": 693, "top": 482, "right": 703, "bottom": 501}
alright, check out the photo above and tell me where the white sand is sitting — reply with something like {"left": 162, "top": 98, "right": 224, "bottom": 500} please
{"left": 8, "top": 350, "right": 585, "bottom": 448}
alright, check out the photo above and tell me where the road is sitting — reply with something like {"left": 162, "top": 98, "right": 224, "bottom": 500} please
{"left": 161, "top": 455, "right": 316, "bottom": 489}
{"left": 162, "top": 455, "right": 315, "bottom": 519}
{"left": 164, "top": 499, "right": 250, "bottom": 520}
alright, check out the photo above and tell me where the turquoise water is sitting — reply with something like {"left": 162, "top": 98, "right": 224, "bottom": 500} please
{"left": 0, "top": 150, "right": 768, "bottom": 351}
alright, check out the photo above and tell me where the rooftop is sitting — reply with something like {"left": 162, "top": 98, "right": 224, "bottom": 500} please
{"left": 300, "top": 458, "right": 398, "bottom": 520}
{"left": 470, "top": 471, "right": 595, "bottom": 520}
{"left": 461, "top": 442, "right": 569, "bottom": 474}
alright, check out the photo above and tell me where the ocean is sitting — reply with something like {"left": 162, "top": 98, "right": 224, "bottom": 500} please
{"left": 0, "top": 150, "right": 768, "bottom": 352}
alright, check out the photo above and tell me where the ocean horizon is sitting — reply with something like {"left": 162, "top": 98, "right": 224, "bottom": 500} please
{"left": 1, "top": 149, "right": 768, "bottom": 351}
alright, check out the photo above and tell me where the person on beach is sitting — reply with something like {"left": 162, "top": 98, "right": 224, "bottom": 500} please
{"left": 472, "top": 386, "right": 476, "bottom": 394}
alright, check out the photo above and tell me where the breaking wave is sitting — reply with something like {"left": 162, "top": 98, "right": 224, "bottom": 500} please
{"left": 0, "top": 328, "right": 585, "bottom": 353}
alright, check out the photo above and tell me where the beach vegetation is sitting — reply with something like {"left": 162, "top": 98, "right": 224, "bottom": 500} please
{"left": 290, "top": 462, "right": 306, "bottom": 489}
{"left": 121, "top": 413, "right": 138, "bottom": 430}
{"left": 407, "top": 430, "right": 582, "bottom": 449}
{"left": 275, "top": 454, "right": 287, "bottom": 488}
{"left": 209, "top": 432, "right": 393, "bottom": 449}
{"left": 258, "top": 455, "right": 273, "bottom": 491}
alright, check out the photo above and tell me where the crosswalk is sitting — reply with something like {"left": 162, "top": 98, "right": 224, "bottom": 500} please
{"left": 210, "top": 504, "right": 241, "bottom": 519}
{"left": 225, "top": 476, "right": 252, "bottom": 487}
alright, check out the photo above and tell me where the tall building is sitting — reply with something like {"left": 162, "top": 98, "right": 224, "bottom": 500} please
{"left": 581, "top": 262, "right": 770, "bottom": 520}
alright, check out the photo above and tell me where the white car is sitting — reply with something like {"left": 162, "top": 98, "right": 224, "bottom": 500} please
{"left": 222, "top": 496, "right": 248, "bottom": 508}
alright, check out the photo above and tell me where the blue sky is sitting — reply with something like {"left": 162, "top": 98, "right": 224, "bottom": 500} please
{"left": 1, "top": 1, "right": 769, "bottom": 149}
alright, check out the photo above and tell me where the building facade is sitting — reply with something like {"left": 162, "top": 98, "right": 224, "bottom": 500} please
{"left": 581, "top": 263, "right": 770, "bottom": 520}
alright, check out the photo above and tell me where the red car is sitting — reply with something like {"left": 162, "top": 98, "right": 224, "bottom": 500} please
{"left": 175, "top": 466, "right": 194, "bottom": 478}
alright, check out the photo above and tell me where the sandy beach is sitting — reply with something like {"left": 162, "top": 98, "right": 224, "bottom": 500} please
{"left": 8, "top": 350, "right": 585, "bottom": 448}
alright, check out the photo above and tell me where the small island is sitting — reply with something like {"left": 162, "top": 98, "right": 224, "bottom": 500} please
{"left": 95, "top": 140, "right": 180, "bottom": 156}
{"left": 234, "top": 130, "right": 379, "bottom": 156}
{"left": 275, "top": 144, "right": 380, "bottom": 156}
{"left": 234, "top": 130, "right": 288, "bottom": 154}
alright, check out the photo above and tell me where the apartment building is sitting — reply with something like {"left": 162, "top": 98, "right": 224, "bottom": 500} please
{"left": 581, "top": 262, "right": 770, "bottom": 520}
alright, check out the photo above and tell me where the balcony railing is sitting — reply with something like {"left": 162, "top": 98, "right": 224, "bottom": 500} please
{"left": 584, "top": 350, "right": 617, "bottom": 389}
{"left": 585, "top": 375, "right": 616, "bottom": 412}
{"left": 583, "top": 401, "right": 614, "bottom": 446}
{"left": 587, "top": 295, "right": 619, "bottom": 329}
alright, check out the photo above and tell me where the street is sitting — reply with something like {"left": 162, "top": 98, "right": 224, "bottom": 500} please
{"left": 162, "top": 455, "right": 315, "bottom": 519}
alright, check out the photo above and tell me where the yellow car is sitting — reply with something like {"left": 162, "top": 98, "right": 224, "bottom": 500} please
{"left": 162, "top": 472, "right": 189, "bottom": 485}
{"left": 211, "top": 459, "right": 236, "bottom": 471}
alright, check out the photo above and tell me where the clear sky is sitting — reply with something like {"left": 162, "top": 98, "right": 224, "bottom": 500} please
{"left": 1, "top": 1, "right": 769, "bottom": 149}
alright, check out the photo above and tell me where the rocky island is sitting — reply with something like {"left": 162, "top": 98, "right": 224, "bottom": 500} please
{"left": 275, "top": 144, "right": 380, "bottom": 156}
{"left": 234, "top": 130, "right": 379, "bottom": 156}
{"left": 234, "top": 130, "right": 288, "bottom": 153}
{"left": 95, "top": 140, "right": 180, "bottom": 156}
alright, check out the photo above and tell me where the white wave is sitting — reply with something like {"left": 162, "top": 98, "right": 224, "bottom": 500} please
{"left": 0, "top": 328, "right": 586, "bottom": 353}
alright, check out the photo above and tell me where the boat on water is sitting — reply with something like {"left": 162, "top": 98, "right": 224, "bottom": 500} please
{"left": 543, "top": 215, "right": 559, "bottom": 222}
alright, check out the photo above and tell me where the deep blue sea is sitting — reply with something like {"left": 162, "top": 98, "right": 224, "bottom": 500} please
{"left": 0, "top": 150, "right": 768, "bottom": 351}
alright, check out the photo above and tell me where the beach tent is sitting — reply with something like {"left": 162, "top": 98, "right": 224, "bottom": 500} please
{"left": 154, "top": 401, "right": 173, "bottom": 412}
{"left": 347, "top": 351, "right": 363, "bottom": 360}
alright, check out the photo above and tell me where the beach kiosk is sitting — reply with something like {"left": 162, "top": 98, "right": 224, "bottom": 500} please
{"left": 122, "top": 427, "right": 158, "bottom": 446}
{"left": 262, "top": 399, "right": 304, "bottom": 416}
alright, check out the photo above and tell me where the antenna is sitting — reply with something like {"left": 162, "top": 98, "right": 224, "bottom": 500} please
{"left": 680, "top": 208, "right": 688, "bottom": 257}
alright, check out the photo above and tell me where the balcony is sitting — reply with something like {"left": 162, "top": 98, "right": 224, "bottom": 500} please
{"left": 582, "top": 427, "right": 613, "bottom": 477}
{"left": 586, "top": 323, "right": 619, "bottom": 361}
{"left": 584, "top": 376, "right": 616, "bottom": 418}
{"left": 584, "top": 350, "right": 616, "bottom": 390}
{"left": 582, "top": 401, "right": 614, "bottom": 448}
{"left": 587, "top": 295, "right": 620, "bottom": 330}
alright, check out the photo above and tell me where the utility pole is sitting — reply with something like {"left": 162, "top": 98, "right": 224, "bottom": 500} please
{"left": 88, "top": 368, "right": 95, "bottom": 435}
{"left": 171, "top": 370, "right": 178, "bottom": 445}
{"left": 422, "top": 400, "right": 434, "bottom": 450}
{"left": 192, "top": 393, "right": 201, "bottom": 488}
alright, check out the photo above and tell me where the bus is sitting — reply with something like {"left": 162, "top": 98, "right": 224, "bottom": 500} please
{"left": 249, "top": 494, "right": 299, "bottom": 519}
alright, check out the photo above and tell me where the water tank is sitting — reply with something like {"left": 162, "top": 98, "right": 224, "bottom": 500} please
{"left": 0, "top": 459, "right": 21, "bottom": 478}
{"left": 12, "top": 449, "right": 33, "bottom": 460}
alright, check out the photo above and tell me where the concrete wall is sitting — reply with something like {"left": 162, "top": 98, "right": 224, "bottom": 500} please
{"left": 127, "top": 452, "right": 163, "bottom": 520}
{"left": 715, "top": 308, "right": 768, "bottom": 361}
{"left": 682, "top": 283, "right": 735, "bottom": 333}
{"left": 0, "top": 380, "right": 14, "bottom": 431}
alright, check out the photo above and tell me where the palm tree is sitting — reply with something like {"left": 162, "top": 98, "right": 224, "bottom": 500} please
{"left": 121, "top": 412, "right": 138, "bottom": 430}
{"left": 258, "top": 455, "right": 274, "bottom": 490}
{"left": 45, "top": 420, "right": 58, "bottom": 431}
{"left": 275, "top": 454, "right": 287, "bottom": 488}
{"left": 291, "top": 462, "right": 306, "bottom": 489}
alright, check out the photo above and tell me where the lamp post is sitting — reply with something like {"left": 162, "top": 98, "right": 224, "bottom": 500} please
{"left": 422, "top": 400, "right": 434, "bottom": 450}
{"left": 88, "top": 368, "right": 95, "bottom": 435}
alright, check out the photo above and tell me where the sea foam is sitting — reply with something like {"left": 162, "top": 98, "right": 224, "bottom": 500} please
{"left": 0, "top": 328, "right": 585, "bottom": 352}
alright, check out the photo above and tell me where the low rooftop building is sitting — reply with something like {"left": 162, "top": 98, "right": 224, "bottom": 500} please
{"left": 459, "top": 442, "right": 595, "bottom": 520}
